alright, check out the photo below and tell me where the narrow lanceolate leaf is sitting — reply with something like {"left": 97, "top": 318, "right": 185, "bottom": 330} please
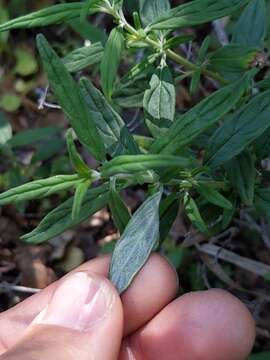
{"left": 205, "top": 90, "right": 270, "bottom": 168}
{"left": 232, "top": 0, "right": 267, "bottom": 47}
{"left": 101, "top": 154, "right": 191, "bottom": 177}
{"left": 72, "top": 179, "right": 91, "bottom": 220}
{"left": 0, "top": 2, "right": 102, "bottom": 32}
{"left": 149, "top": 0, "right": 249, "bottom": 31}
{"left": 208, "top": 45, "right": 259, "bottom": 74}
{"left": 225, "top": 150, "right": 255, "bottom": 206}
{"left": 151, "top": 72, "right": 251, "bottom": 155}
{"left": 79, "top": 78, "right": 139, "bottom": 155}
{"left": 197, "top": 183, "right": 232, "bottom": 210}
{"left": 183, "top": 192, "right": 208, "bottom": 234}
{"left": 63, "top": 43, "right": 104, "bottom": 73}
{"left": 143, "top": 66, "right": 176, "bottom": 138}
{"left": 37, "top": 34, "right": 105, "bottom": 162}
{"left": 254, "top": 188, "right": 270, "bottom": 223}
{"left": 110, "top": 189, "right": 162, "bottom": 293}
{"left": 22, "top": 184, "right": 110, "bottom": 244}
{"left": 109, "top": 181, "right": 131, "bottom": 234}
{"left": 66, "top": 129, "right": 92, "bottom": 178}
{"left": 139, "top": 0, "right": 170, "bottom": 27}
{"left": 100, "top": 27, "right": 124, "bottom": 99}
{"left": 0, "top": 175, "right": 80, "bottom": 206}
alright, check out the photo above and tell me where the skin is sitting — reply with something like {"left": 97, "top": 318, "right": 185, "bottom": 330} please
{"left": 0, "top": 254, "right": 255, "bottom": 360}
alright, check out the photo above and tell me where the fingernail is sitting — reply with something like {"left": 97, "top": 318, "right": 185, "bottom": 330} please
{"left": 34, "top": 272, "right": 113, "bottom": 331}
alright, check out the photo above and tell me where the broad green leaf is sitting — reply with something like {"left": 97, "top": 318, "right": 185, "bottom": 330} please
{"left": 0, "top": 2, "right": 103, "bottom": 32}
{"left": 143, "top": 65, "right": 176, "bottom": 138}
{"left": 109, "top": 126, "right": 141, "bottom": 157}
{"left": 149, "top": 0, "right": 249, "bottom": 31}
{"left": 183, "top": 192, "right": 208, "bottom": 234}
{"left": 208, "top": 45, "right": 259, "bottom": 73}
{"left": 79, "top": 77, "right": 139, "bottom": 155}
{"left": 22, "top": 184, "right": 110, "bottom": 244}
{"left": 80, "top": 0, "right": 94, "bottom": 22}
{"left": 101, "top": 154, "right": 191, "bottom": 177}
{"left": 72, "top": 179, "right": 91, "bottom": 219}
{"left": 225, "top": 150, "right": 255, "bottom": 206}
{"left": 139, "top": 0, "right": 170, "bottom": 27}
{"left": 37, "top": 34, "right": 105, "bottom": 162}
{"left": 0, "top": 174, "right": 80, "bottom": 206}
{"left": 232, "top": 0, "right": 267, "bottom": 47}
{"left": 68, "top": 18, "right": 107, "bottom": 44}
{"left": 0, "top": 112, "right": 12, "bottom": 145}
{"left": 110, "top": 189, "right": 162, "bottom": 293}
{"left": 255, "top": 188, "right": 270, "bottom": 223}
{"left": 205, "top": 90, "right": 270, "bottom": 168}
{"left": 63, "top": 43, "right": 104, "bottom": 72}
{"left": 197, "top": 183, "right": 232, "bottom": 210}
{"left": 66, "top": 129, "right": 92, "bottom": 178}
{"left": 151, "top": 72, "right": 252, "bottom": 155}
{"left": 159, "top": 193, "right": 179, "bottom": 242}
{"left": 100, "top": 27, "right": 124, "bottom": 99}
{"left": 109, "top": 180, "right": 131, "bottom": 234}
{"left": 8, "top": 127, "right": 59, "bottom": 147}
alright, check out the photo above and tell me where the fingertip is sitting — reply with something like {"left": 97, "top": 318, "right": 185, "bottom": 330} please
{"left": 122, "top": 254, "right": 179, "bottom": 335}
{"left": 129, "top": 288, "right": 255, "bottom": 360}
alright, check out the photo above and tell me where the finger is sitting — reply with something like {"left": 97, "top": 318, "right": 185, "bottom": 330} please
{"left": 120, "top": 289, "right": 255, "bottom": 360}
{"left": 0, "top": 254, "right": 178, "bottom": 351}
{"left": 2, "top": 271, "right": 123, "bottom": 360}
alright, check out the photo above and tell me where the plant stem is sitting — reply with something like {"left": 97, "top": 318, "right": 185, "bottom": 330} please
{"left": 118, "top": 13, "right": 229, "bottom": 85}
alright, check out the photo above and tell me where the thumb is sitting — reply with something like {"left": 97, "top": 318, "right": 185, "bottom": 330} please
{"left": 2, "top": 272, "right": 123, "bottom": 360}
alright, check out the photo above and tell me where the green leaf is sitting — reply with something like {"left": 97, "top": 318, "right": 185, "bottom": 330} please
{"left": 197, "top": 183, "right": 232, "bottom": 210}
{"left": 205, "top": 90, "right": 270, "bottom": 168}
{"left": 100, "top": 27, "right": 124, "bottom": 99}
{"left": 63, "top": 42, "right": 104, "bottom": 72}
{"left": 0, "top": 112, "right": 12, "bottom": 145}
{"left": 101, "top": 154, "right": 191, "bottom": 177}
{"left": 151, "top": 72, "right": 252, "bottom": 155}
{"left": 0, "top": 174, "right": 80, "bottom": 206}
{"left": 149, "top": 0, "right": 249, "bottom": 31}
{"left": 72, "top": 179, "right": 91, "bottom": 220}
{"left": 208, "top": 45, "right": 260, "bottom": 74}
{"left": 110, "top": 189, "right": 162, "bottom": 293}
{"left": 183, "top": 192, "right": 208, "bottom": 234}
{"left": 109, "top": 180, "right": 131, "bottom": 234}
{"left": 22, "top": 184, "right": 110, "bottom": 244}
{"left": 190, "top": 68, "right": 201, "bottom": 95}
{"left": 225, "top": 150, "right": 255, "bottom": 206}
{"left": 79, "top": 77, "right": 139, "bottom": 155}
{"left": 0, "top": 2, "right": 103, "bottom": 32}
{"left": 232, "top": 0, "right": 267, "bottom": 47}
{"left": 139, "top": 0, "right": 170, "bottom": 27}
{"left": 66, "top": 129, "right": 92, "bottom": 178}
{"left": 159, "top": 193, "right": 179, "bottom": 242}
{"left": 37, "top": 34, "right": 105, "bottom": 162}
{"left": 198, "top": 36, "right": 211, "bottom": 64}
{"left": 143, "top": 65, "right": 176, "bottom": 138}
{"left": 254, "top": 188, "right": 270, "bottom": 223}
{"left": 80, "top": 0, "right": 94, "bottom": 22}
{"left": 8, "top": 127, "right": 59, "bottom": 147}
{"left": 31, "top": 139, "right": 65, "bottom": 163}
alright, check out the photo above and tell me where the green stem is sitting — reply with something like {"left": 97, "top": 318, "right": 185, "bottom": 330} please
{"left": 118, "top": 13, "right": 228, "bottom": 85}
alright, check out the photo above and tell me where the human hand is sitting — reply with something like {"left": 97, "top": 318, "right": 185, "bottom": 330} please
{"left": 0, "top": 254, "right": 255, "bottom": 360}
